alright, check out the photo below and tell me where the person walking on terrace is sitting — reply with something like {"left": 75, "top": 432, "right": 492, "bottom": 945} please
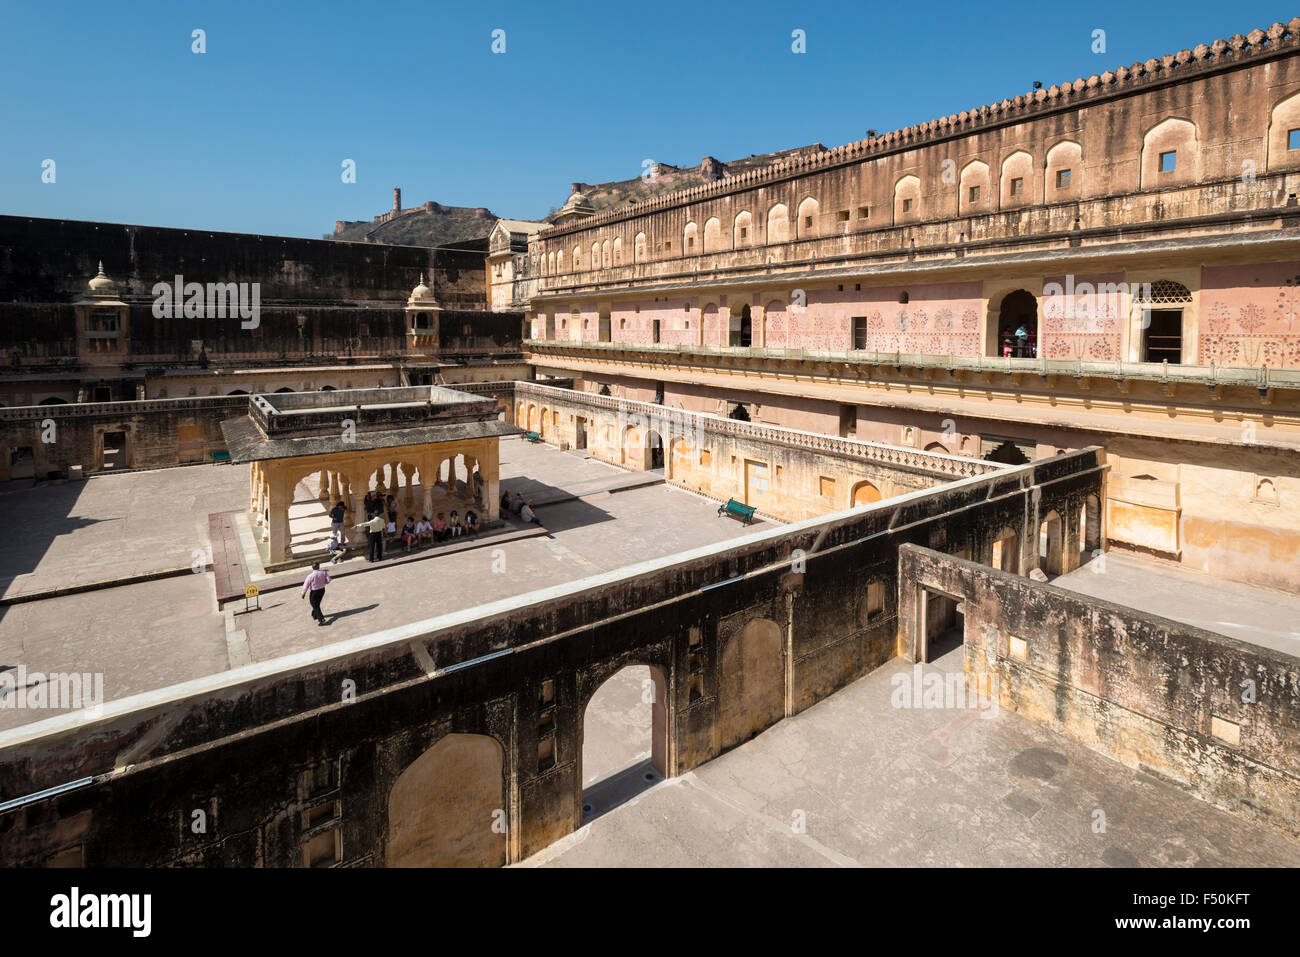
{"left": 301, "top": 562, "right": 331, "bottom": 625}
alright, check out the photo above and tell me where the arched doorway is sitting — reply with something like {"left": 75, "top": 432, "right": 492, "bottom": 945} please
{"left": 578, "top": 664, "right": 668, "bottom": 822}
{"left": 730, "top": 304, "right": 753, "bottom": 347}
{"left": 984, "top": 440, "right": 1031, "bottom": 465}
{"left": 227, "top": 389, "right": 249, "bottom": 396}
{"left": 1080, "top": 494, "right": 1102, "bottom": 563}
{"left": 850, "top": 480, "right": 882, "bottom": 506}
{"left": 386, "top": 733, "right": 506, "bottom": 867}
{"left": 648, "top": 430, "right": 664, "bottom": 470}
{"left": 923, "top": 442, "right": 949, "bottom": 455}
{"left": 718, "top": 618, "right": 785, "bottom": 752}
{"left": 993, "top": 289, "right": 1039, "bottom": 358}
{"left": 274, "top": 387, "right": 294, "bottom": 394}
{"left": 728, "top": 404, "right": 750, "bottom": 422}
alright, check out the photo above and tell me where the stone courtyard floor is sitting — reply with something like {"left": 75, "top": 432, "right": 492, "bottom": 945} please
{"left": 1053, "top": 550, "right": 1300, "bottom": 656}
{"left": 524, "top": 647, "right": 1300, "bottom": 868}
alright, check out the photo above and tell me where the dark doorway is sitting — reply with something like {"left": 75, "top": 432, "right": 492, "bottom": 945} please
{"left": 93, "top": 384, "right": 112, "bottom": 402}
{"left": 648, "top": 431, "right": 664, "bottom": 469}
{"left": 9, "top": 446, "right": 35, "bottom": 480}
{"left": 984, "top": 440, "right": 1031, "bottom": 465}
{"left": 575, "top": 416, "right": 588, "bottom": 450}
{"left": 921, "top": 587, "right": 964, "bottom": 662}
{"left": 101, "top": 431, "right": 126, "bottom": 470}
{"left": 996, "top": 289, "right": 1039, "bottom": 358}
{"left": 730, "top": 304, "right": 753, "bottom": 347}
{"left": 651, "top": 320, "right": 661, "bottom": 344}
{"left": 728, "top": 403, "right": 750, "bottom": 421}
{"left": 1143, "top": 310, "right": 1182, "bottom": 364}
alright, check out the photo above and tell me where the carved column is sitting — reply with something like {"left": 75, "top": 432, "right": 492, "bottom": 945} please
{"left": 267, "top": 469, "right": 292, "bottom": 562}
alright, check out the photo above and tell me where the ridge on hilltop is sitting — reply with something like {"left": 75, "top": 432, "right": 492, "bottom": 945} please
{"left": 327, "top": 143, "right": 827, "bottom": 246}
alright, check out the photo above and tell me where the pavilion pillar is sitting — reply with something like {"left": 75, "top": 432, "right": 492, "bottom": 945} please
{"left": 317, "top": 470, "right": 329, "bottom": 501}
{"left": 482, "top": 441, "right": 500, "bottom": 522}
{"left": 267, "top": 470, "right": 292, "bottom": 563}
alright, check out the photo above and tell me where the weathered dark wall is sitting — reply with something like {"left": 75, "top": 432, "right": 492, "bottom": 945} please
{"left": 0, "top": 449, "right": 1104, "bottom": 866}
{"left": 896, "top": 544, "right": 1300, "bottom": 837}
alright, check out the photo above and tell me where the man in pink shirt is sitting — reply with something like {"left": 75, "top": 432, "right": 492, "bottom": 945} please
{"left": 301, "top": 562, "right": 331, "bottom": 625}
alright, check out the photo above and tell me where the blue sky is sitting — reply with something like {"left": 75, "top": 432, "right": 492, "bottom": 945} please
{"left": 0, "top": 1, "right": 1290, "bottom": 238}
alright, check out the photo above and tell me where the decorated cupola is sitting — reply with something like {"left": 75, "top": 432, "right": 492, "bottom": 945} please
{"left": 405, "top": 272, "right": 440, "bottom": 349}
{"left": 75, "top": 262, "right": 129, "bottom": 355}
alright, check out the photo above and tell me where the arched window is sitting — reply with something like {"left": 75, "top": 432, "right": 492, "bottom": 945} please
{"left": 796, "top": 197, "right": 819, "bottom": 238}
{"left": 766, "top": 203, "right": 789, "bottom": 244}
{"left": 733, "top": 210, "right": 752, "bottom": 248}
{"left": 1141, "top": 118, "right": 1199, "bottom": 188}
{"left": 703, "top": 217, "right": 723, "bottom": 253}
{"left": 893, "top": 176, "right": 920, "bottom": 224}
{"left": 1046, "top": 141, "right": 1081, "bottom": 195}
{"left": 634, "top": 232, "right": 647, "bottom": 262}
{"left": 683, "top": 221, "right": 699, "bottom": 254}
{"left": 1000, "top": 150, "right": 1033, "bottom": 208}
{"left": 958, "top": 161, "right": 990, "bottom": 216}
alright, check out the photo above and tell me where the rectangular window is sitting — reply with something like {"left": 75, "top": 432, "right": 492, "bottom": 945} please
{"left": 838, "top": 210, "right": 850, "bottom": 222}
{"left": 968, "top": 185, "right": 980, "bottom": 203}
{"left": 852, "top": 316, "right": 868, "bottom": 350}
{"left": 651, "top": 319, "right": 661, "bottom": 343}
{"left": 1010, "top": 177, "right": 1024, "bottom": 196}
{"left": 866, "top": 581, "right": 885, "bottom": 622}
{"left": 1055, "top": 169, "right": 1071, "bottom": 189}
{"left": 857, "top": 206, "right": 869, "bottom": 219}
{"left": 740, "top": 227, "right": 748, "bottom": 238}
{"left": 902, "top": 198, "right": 913, "bottom": 213}
{"left": 1290, "top": 128, "right": 1300, "bottom": 150}
{"left": 804, "top": 216, "right": 813, "bottom": 228}
{"left": 688, "top": 237, "right": 694, "bottom": 249}
{"left": 1159, "top": 150, "right": 1177, "bottom": 172}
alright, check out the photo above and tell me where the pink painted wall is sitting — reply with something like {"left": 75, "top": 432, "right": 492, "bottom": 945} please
{"left": 1040, "top": 272, "right": 1124, "bottom": 361}
{"left": 1201, "top": 262, "right": 1300, "bottom": 368}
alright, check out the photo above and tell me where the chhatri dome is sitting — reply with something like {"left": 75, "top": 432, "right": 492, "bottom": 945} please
{"left": 87, "top": 261, "right": 119, "bottom": 297}
{"left": 408, "top": 272, "right": 435, "bottom": 303}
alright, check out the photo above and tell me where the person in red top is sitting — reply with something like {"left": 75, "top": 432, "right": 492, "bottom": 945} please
{"left": 301, "top": 562, "right": 331, "bottom": 626}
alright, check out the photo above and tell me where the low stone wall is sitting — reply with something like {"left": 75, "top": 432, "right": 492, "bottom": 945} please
{"left": 0, "top": 396, "right": 248, "bottom": 478}
{"left": 896, "top": 544, "right": 1300, "bottom": 838}
{"left": 511, "top": 380, "right": 1004, "bottom": 520}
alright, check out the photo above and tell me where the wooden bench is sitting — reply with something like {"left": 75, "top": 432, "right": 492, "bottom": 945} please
{"left": 523, "top": 432, "right": 542, "bottom": 443}
{"left": 211, "top": 450, "right": 232, "bottom": 464}
{"left": 717, "top": 498, "right": 757, "bottom": 525}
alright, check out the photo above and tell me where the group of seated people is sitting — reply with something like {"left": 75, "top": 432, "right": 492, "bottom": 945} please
{"left": 500, "top": 488, "right": 542, "bottom": 525}
{"left": 398, "top": 509, "right": 479, "bottom": 551}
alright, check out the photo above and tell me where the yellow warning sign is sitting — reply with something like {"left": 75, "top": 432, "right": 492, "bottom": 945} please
{"left": 244, "top": 585, "right": 260, "bottom": 598}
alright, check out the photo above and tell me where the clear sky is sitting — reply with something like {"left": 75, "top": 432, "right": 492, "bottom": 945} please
{"left": 0, "top": 1, "right": 1290, "bottom": 238}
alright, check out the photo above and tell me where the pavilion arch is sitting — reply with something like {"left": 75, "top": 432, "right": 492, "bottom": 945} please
{"left": 683, "top": 220, "right": 699, "bottom": 254}
{"left": 1267, "top": 89, "right": 1300, "bottom": 169}
{"left": 958, "top": 161, "right": 990, "bottom": 216}
{"left": 1045, "top": 140, "right": 1082, "bottom": 197}
{"left": 796, "top": 197, "right": 819, "bottom": 238}
{"left": 1141, "top": 117, "right": 1199, "bottom": 189}
{"left": 733, "top": 210, "right": 753, "bottom": 248}
{"left": 850, "top": 479, "right": 882, "bottom": 507}
{"left": 718, "top": 617, "right": 785, "bottom": 751}
{"left": 1000, "top": 150, "right": 1034, "bottom": 207}
{"left": 766, "top": 203, "right": 789, "bottom": 244}
{"left": 612, "top": 236, "right": 622, "bottom": 264}
{"left": 633, "top": 232, "right": 647, "bottom": 263}
{"left": 1038, "top": 509, "right": 1064, "bottom": 576}
{"left": 703, "top": 217, "right": 724, "bottom": 253}
{"left": 385, "top": 732, "right": 506, "bottom": 867}
{"left": 893, "top": 175, "right": 921, "bottom": 224}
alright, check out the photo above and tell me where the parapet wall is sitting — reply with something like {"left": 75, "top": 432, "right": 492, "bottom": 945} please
{"left": 897, "top": 544, "right": 1300, "bottom": 837}
{"left": 511, "top": 380, "right": 1003, "bottom": 521}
